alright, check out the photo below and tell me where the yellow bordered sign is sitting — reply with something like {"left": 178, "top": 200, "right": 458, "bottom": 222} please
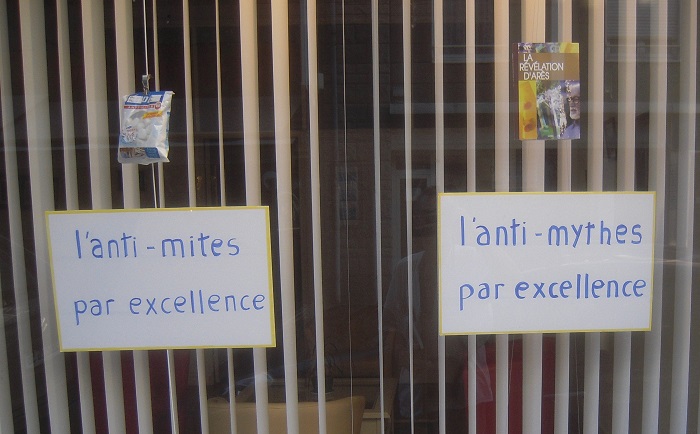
{"left": 439, "top": 192, "right": 655, "bottom": 335}
{"left": 46, "top": 207, "right": 275, "bottom": 351}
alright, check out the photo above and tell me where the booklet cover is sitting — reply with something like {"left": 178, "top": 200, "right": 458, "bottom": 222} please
{"left": 515, "top": 42, "right": 580, "bottom": 140}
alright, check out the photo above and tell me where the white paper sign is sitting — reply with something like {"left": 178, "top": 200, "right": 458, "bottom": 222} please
{"left": 439, "top": 192, "right": 655, "bottom": 335}
{"left": 46, "top": 207, "right": 275, "bottom": 351}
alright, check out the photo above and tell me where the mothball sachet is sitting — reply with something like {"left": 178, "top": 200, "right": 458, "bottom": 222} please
{"left": 118, "top": 90, "right": 174, "bottom": 164}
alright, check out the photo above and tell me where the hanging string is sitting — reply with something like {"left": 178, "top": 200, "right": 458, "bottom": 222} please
{"left": 143, "top": 0, "right": 150, "bottom": 81}
{"left": 152, "top": 164, "right": 158, "bottom": 208}
{"left": 142, "top": 0, "right": 160, "bottom": 208}
{"left": 150, "top": 0, "right": 166, "bottom": 208}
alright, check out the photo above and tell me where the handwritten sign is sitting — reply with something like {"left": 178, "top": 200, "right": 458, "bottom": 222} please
{"left": 439, "top": 192, "right": 655, "bottom": 335}
{"left": 46, "top": 207, "right": 275, "bottom": 351}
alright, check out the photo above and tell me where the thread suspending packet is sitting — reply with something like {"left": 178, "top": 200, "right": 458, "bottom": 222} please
{"left": 118, "top": 90, "right": 174, "bottom": 164}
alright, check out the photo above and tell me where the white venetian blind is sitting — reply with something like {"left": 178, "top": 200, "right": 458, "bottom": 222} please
{"left": 0, "top": 0, "right": 696, "bottom": 433}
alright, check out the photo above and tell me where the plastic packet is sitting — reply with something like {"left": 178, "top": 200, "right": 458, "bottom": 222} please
{"left": 118, "top": 90, "right": 174, "bottom": 164}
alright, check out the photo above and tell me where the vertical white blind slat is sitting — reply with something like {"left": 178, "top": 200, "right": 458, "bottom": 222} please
{"left": 401, "top": 0, "right": 415, "bottom": 428}
{"left": 215, "top": 0, "right": 226, "bottom": 205}
{"left": 555, "top": 0, "right": 573, "bottom": 242}
{"left": 166, "top": 350, "right": 181, "bottom": 434}
{"left": 583, "top": 333, "right": 601, "bottom": 434}
{"left": 434, "top": 0, "right": 444, "bottom": 194}
{"left": 147, "top": 3, "right": 181, "bottom": 431}
{"left": 241, "top": 0, "right": 262, "bottom": 206}
{"left": 214, "top": 3, "right": 231, "bottom": 427}
{"left": 434, "top": 0, "right": 444, "bottom": 187}
{"left": 583, "top": 2, "right": 605, "bottom": 434}
{"left": 494, "top": 2, "right": 509, "bottom": 192}
{"left": 153, "top": 0, "right": 161, "bottom": 89}
{"left": 132, "top": 351, "right": 153, "bottom": 433}
{"left": 115, "top": 1, "right": 141, "bottom": 207}
{"left": 467, "top": 337, "right": 477, "bottom": 434}
{"left": 227, "top": 349, "right": 238, "bottom": 434}
{"left": 369, "top": 0, "right": 384, "bottom": 426}
{"left": 82, "top": 1, "right": 127, "bottom": 431}
{"left": 370, "top": 0, "right": 387, "bottom": 430}
{"left": 555, "top": 2, "right": 572, "bottom": 432}
{"left": 76, "top": 352, "right": 96, "bottom": 434}
{"left": 433, "top": 0, "right": 446, "bottom": 431}
{"left": 0, "top": 0, "right": 41, "bottom": 430}
{"left": 196, "top": 349, "right": 209, "bottom": 432}
{"left": 183, "top": 0, "right": 197, "bottom": 206}
{"left": 556, "top": 0, "right": 572, "bottom": 191}
{"left": 57, "top": 3, "right": 95, "bottom": 431}
{"left": 438, "top": 338, "right": 446, "bottom": 434}
{"left": 114, "top": 2, "right": 154, "bottom": 431}
{"left": 612, "top": 333, "right": 632, "bottom": 432}
{"left": 152, "top": 0, "right": 167, "bottom": 206}
{"left": 180, "top": 2, "right": 208, "bottom": 429}
{"left": 81, "top": 0, "right": 113, "bottom": 209}
{"left": 253, "top": 350, "right": 270, "bottom": 434}
{"left": 641, "top": 0, "right": 667, "bottom": 432}
{"left": 668, "top": 0, "right": 697, "bottom": 431}
{"left": 612, "top": 1, "right": 636, "bottom": 433}
{"left": 465, "top": 5, "right": 477, "bottom": 434}
{"left": 493, "top": 1, "right": 510, "bottom": 432}
{"left": 495, "top": 335, "right": 508, "bottom": 433}
{"left": 306, "top": 0, "right": 329, "bottom": 429}
{"left": 521, "top": 144, "right": 545, "bottom": 190}
{"left": 19, "top": 0, "right": 71, "bottom": 431}
{"left": 616, "top": 0, "right": 636, "bottom": 189}
{"left": 521, "top": 2, "right": 545, "bottom": 434}
{"left": 271, "top": 0, "right": 300, "bottom": 431}
{"left": 465, "top": 0, "right": 476, "bottom": 192}
{"left": 102, "top": 354, "right": 127, "bottom": 432}
{"left": 239, "top": 0, "right": 269, "bottom": 431}
{"left": 586, "top": 0, "right": 605, "bottom": 191}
